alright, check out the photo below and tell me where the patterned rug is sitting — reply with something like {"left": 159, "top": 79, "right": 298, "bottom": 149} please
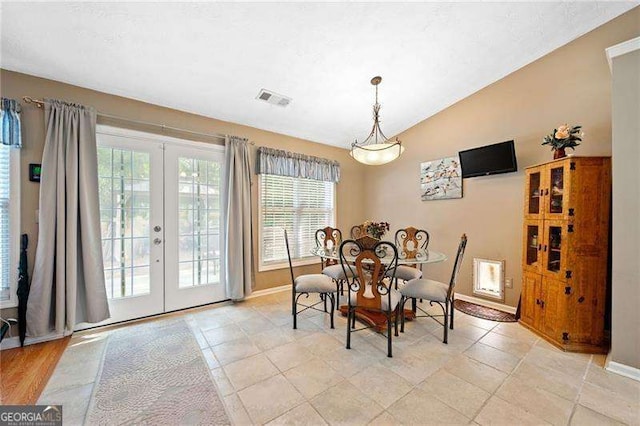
{"left": 86, "top": 318, "right": 229, "bottom": 425}
{"left": 454, "top": 299, "right": 516, "bottom": 322}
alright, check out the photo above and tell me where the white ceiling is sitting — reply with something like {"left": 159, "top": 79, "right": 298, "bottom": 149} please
{"left": 1, "top": 2, "right": 635, "bottom": 148}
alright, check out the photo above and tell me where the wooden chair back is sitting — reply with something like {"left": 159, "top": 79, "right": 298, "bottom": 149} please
{"left": 315, "top": 227, "right": 342, "bottom": 267}
{"left": 339, "top": 236, "right": 398, "bottom": 311}
{"left": 394, "top": 227, "right": 429, "bottom": 270}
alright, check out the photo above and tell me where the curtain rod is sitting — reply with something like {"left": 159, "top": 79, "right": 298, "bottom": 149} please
{"left": 22, "top": 96, "right": 254, "bottom": 144}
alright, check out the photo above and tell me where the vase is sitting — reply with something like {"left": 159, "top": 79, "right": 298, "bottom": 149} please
{"left": 553, "top": 148, "right": 566, "bottom": 159}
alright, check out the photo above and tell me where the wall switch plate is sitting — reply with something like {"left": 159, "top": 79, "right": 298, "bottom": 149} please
{"left": 505, "top": 278, "right": 513, "bottom": 289}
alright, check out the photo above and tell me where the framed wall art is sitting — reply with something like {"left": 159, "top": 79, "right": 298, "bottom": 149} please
{"left": 420, "top": 155, "right": 462, "bottom": 201}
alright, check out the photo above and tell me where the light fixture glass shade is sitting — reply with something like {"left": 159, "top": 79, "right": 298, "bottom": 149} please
{"left": 350, "top": 76, "right": 405, "bottom": 166}
{"left": 350, "top": 143, "right": 405, "bottom": 166}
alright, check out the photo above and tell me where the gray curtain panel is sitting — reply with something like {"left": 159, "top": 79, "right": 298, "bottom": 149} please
{"left": 1, "top": 97, "right": 22, "bottom": 147}
{"left": 256, "top": 146, "right": 340, "bottom": 182}
{"left": 27, "top": 99, "right": 110, "bottom": 337}
{"left": 223, "top": 136, "right": 253, "bottom": 300}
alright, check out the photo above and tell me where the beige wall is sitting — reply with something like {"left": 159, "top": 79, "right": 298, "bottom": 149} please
{"left": 0, "top": 69, "right": 366, "bottom": 323}
{"left": 1, "top": 7, "right": 638, "bottom": 331}
{"left": 610, "top": 46, "right": 640, "bottom": 369}
{"left": 364, "top": 8, "right": 640, "bottom": 308}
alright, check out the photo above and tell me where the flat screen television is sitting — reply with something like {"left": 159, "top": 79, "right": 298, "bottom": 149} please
{"left": 459, "top": 140, "right": 517, "bottom": 178}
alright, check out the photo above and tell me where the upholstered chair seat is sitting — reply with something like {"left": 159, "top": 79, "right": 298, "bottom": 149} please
{"left": 295, "top": 274, "right": 336, "bottom": 293}
{"left": 385, "top": 265, "right": 422, "bottom": 282}
{"left": 400, "top": 278, "right": 448, "bottom": 302}
{"left": 322, "top": 264, "right": 355, "bottom": 281}
{"left": 347, "top": 288, "right": 401, "bottom": 312}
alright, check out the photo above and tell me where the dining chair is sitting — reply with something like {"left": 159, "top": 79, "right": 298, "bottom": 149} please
{"left": 386, "top": 227, "right": 430, "bottom": 286}
{"left": 339, "top": 236, "right": 400, "bottom": 357}
{"left": 285, "top": 229, "right": 337, "bottom": 329}
{"left": 399, "top": 234, "right": 467, "bottom": 343}
{"left": 316, "top": 227, "right": 354, "bottom": 295}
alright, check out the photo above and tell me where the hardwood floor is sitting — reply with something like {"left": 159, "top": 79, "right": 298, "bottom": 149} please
{"left": 0, "top": 337, "right": 70, "bottom": 404}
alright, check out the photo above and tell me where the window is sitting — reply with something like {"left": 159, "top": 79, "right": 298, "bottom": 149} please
{"left": 0, "top": 145, "right": 20, "bottom": 308}
{"left": 259, "top": 174, "right": 335, "bottom": 270}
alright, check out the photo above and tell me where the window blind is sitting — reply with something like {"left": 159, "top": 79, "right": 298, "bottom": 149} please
{"left": 0, "top": 145, "right": 11, "bottom": 301}
{"left": 260, "top": 174, "right": 335, "bottom": 266}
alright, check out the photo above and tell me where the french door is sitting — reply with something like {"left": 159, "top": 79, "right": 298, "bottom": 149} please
{"left": 164, "top": 144, "right": 226, "bottom": 312}
{"left": 87, "top": 128, "right": 226, "bottom": 327}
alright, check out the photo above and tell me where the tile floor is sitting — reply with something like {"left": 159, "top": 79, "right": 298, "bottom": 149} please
{"left": 38, "top": 290, "right": 640, "bottom": 425}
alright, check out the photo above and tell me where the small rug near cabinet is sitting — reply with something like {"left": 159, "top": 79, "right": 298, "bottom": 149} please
{"left": 454, "top": 299, "right": 516, "bottom": 322}
{"left": 86, "top": 318, "right": 229, "bottom": 425}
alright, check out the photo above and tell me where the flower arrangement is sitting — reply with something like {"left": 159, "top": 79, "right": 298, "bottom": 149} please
{"left": 542, "top": 124, "right": 583, "bottom": 158}
{"left": 364, "top": 220, "right": 390, "bottom": 240}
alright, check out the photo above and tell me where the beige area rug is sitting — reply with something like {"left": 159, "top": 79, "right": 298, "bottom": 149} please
{"left": 86, "top": 318, "right": 230, "bottom": 425}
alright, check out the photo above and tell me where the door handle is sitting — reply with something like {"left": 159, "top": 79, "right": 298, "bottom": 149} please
{"left": 153, "top": 238, "right": 163, "bottom": 245}
{"left": 154, "top": 225, "right": 162, "bottom": 232}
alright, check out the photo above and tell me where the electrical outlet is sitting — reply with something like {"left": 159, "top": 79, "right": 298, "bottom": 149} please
{"left": 505, "top": 278, "right": 513, "bottom": 289}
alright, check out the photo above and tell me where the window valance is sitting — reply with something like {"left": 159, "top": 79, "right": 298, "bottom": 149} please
{"left": 256, "top": 147, "right": 340, "bottom": 183}
{"left": 1, "top": 98, "right": 22, "bottom": 148}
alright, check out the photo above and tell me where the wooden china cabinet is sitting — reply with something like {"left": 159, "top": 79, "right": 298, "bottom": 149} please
{"left": 520, "top": 156, "right": 611, "bottom": 353}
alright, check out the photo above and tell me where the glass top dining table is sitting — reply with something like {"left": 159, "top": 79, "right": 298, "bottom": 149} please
{"left": 310, "top": 246, "right": 448, "bottom": 265}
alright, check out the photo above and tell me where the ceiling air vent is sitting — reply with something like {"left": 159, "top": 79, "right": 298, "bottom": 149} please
{"left": 256, "top": 89, "right": 292, "bottom": 107}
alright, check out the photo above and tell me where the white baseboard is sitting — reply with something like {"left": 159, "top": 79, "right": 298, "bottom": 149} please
{"left": 454, "top": 293, "right": 517, "bottom": 315}
{"left": 245, "top": 284, "right": 291, "bottom": 300}
{"left": 0, "top": 332, "right": 67, "bottom": 351}
{"left": 605, "top": 357, "right": 640, "bottom": 382}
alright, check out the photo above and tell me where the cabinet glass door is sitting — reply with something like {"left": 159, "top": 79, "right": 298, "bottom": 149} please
{"left": 542, "top": 221, "right": 568, "bottom": 280}
{"left": 546, "top": 226, "right": 562, "bottom": 272}
{"left": 523, "top": 221, "right": 542, "bottom": 273}
{"left": 525, "top": 169, "right": 543, "bottom": 219}
{"left": 549, "top": 166, "right": 564, "bottom": 214}
{"left": 545, "top": 162, "right": 571, "bottom": 219}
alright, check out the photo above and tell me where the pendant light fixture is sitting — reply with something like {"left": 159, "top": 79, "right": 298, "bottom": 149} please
{"left": 350, "top": 76, "right": 404, "bottom": 166}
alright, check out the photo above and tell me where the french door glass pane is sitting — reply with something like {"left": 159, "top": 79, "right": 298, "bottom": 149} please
{"left": 178, "top": 157, "right": 221, "bottom": 288}
{"left": 97, "top": 147, "right": 152, "bottom": 299}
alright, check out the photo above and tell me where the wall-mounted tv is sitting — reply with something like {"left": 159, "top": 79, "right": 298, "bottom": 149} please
{"left": 459, "top": 140, "right": 517, "bottom": 178}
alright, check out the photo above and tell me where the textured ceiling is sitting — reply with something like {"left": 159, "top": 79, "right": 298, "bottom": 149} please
{"left": 1, "top": 2, "right": 635, "bottom": 148}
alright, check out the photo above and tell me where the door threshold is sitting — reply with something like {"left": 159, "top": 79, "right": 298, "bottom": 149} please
{"left": 75, "top": 299, "right": 232, "bottom": 336}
